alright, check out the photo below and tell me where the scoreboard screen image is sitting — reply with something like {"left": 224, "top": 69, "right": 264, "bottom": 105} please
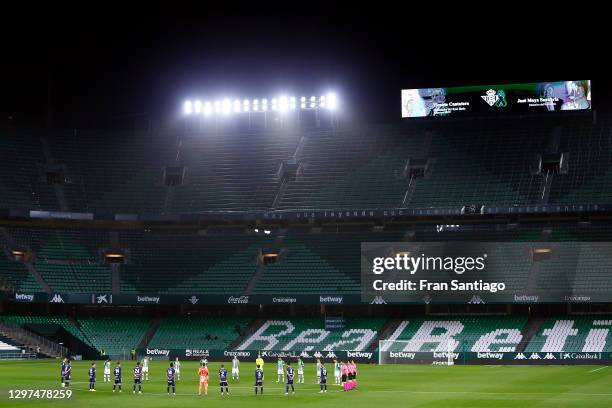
{"left": 401, "top": 80, "right": 591, "bottom": 118}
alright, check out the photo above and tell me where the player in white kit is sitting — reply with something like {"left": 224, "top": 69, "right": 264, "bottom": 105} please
{"left": 232, "top": 356, "right": 240, "bottom": 381}
{"left": 276, "top": 357, "right": 285, "bottom": 382}
{"left": 315, "top": 358, "right": 321, "bottom": 384}
{"left": 334, "top": 359, "right": 341, "bottom": 384}
{"left": 103, "top": 359, "right": 111, "bottom": 382}
{"left": 297, "top": 358, "right": 304, "bottom": 383}
{"left": 174, "top": 357, "right": 181, "bottom": 380}
{"left": 142, "top": 356, "right": 150, "bottom": 380}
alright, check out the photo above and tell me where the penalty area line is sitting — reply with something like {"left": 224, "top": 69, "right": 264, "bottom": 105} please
{"left": 588, "top": 366, "right": 608, "bottom": 373}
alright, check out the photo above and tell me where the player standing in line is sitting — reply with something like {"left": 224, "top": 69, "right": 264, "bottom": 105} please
{"left": 104, "top": 358, "right": 111, "bottom": 382}
{"left": 351, "top": 360, "right": 357, "bottom": 389}
{"left": 142, "top": 356, "right": 149, "bottom": 380}
{"left": 318, "top": 362, "right": 327, "bottom": 393}
{"left": 166, "top": 362, "right": 176, "bottom": 395}
{"left": 333, "top": 359, "right": 341, "bottom": 384}
{"left": 341, "top": 361, "right": 348, "bottom": 392}
{"left": 89, "top": 363, "right": 96, "bottom": 391}
{"left": 297, "top": 358, "right": 304, "bottom": 383}
{"left": 232, "top": 355, "right": 240, "bottom": 381}
{"left": 315, "top": 358, "right": 321, "bottom": 384}
{"left": 63, "top": 359, "right": 72, "bottom": 388}
{"left": 113, "top": 362, "right": 122, "bottom": 393}
{"left": 254, "top": 364, "right": 264, "bottom": 396}
{"left": 133, "top": 361, "right": 143, "bottom": 394}
{"left": 198, "top": 362, "right": 209, "bottom": 397}
{"left": 277, "top": 357, "right": 285, "bottom": 382}
{"left": 60, "top": 357, "right": 67, "bottom": 387}
{"left": 219, "top": 364, "right": 229, "bottom": 396}
{"left": 174, "top": 357, "right": 181, "bottom": 380}
{"left": 285, "top": 362, "right": 295, "bottom": 395}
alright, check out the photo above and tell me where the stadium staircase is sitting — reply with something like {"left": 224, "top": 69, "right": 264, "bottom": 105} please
{"left": 0, "top": 320, "right": 68, "bottom": 358}
{"left": 40, "top": 136, "right": 70, "bottom": 212}
{"left": 515, "top": 317, "right": 546, "bottom": 353}
{"left": 367, "top": 318, "right": 402, "bottom": 353}
{"left": 137, "top": 317, "right": 163, "bottom": 349}
{"left": 227, "top": 318, "right": 266, "bottom": 350}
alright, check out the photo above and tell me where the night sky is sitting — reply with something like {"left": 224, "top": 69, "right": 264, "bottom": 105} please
{"left": 1, "top": 8, "right": 604, "bottom": 129}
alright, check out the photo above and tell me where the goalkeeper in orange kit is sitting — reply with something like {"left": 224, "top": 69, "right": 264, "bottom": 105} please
{"left": 198, "top": 362, "right": 209, "bottom": 396}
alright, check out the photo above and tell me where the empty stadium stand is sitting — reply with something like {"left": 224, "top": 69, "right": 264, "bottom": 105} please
{"left": 0, "top": 114, "right": 605, "bottom": 216}
{"left": 77, "top": 316, "right": 150, "bottom": 355}
{"left": 148, "top": 316, "right": 251, "bottom": 350}
{"left": 381, "top": 316, "right": 528, "bottom": 352}
{"left": 237, "top": 317, "right": 386, "bottom": 351}
{"left": 525, "top": 317, "right": 612, "bottom": 353}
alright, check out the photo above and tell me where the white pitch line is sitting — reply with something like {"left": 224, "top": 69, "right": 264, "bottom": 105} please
{"left": 588, "top": 366, "right": 608, "bottom": 373}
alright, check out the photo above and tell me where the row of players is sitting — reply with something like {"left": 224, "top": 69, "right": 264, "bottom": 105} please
{"left": 59, "top": 355, "right": 358, "bottom": 395}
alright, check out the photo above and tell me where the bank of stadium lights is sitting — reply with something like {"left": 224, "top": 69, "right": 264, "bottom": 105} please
{"left": 183, "top": 92, "right": 337, "bottom": 116}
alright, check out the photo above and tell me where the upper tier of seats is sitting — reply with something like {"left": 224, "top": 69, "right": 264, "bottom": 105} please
{"left": 0, "top": 114, "right": 606, "bottom": 215}
{"left": 2, "top": 222, "right": 612, "bottom": 295}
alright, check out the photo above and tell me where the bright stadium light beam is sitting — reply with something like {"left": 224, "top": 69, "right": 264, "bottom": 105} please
{"left": 234, "top": 99, "right": 241, "bottom": 113}
{"left": 194, "top": 100, "right": 202, "bottom": 114}
{"left": 203, "top": 101, "right": 212, "bottom": 116}
{"left": 214, "top": 100, "right": 221, "bottom": 113}
{"left": 222, "top": 99, "right": 231, "bottom": 114}
{"left": 184, "top": 100, "right": 193, "bottom": 115}
{"left": 279, "top": 96, "right": 288, "bottom": 112}
{"left": 327, "top": 92, "right": 337, "bottom": 110}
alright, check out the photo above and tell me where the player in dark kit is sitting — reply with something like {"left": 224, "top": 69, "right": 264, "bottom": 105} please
{"left": 319, "top": 362, "right": 327, "bottom": 393}
{"left": 60, "top": 357, "right": 67, "bottom": 387}
{"left": 285, "top": 362, "right": 295, "bottom": 395}
{"left": 89, "top": 363, "right": 96, "bottom": 391}
{"left": 167, "top": 362, "right": 176, "bottom": 395}
{"left": 219, "top": 364, "right": 229, "bottom": 396}
{"left": 63, "top": 359, "right": 72, "bottom": 388}
{"left": 133, "top": 361, "right": 143, "bottom": 394}
{"left": 254, "top": 364, "right": 264, "bottom": 395}
{"left": 113, "top": 362, "right": 122, "bottom": 392}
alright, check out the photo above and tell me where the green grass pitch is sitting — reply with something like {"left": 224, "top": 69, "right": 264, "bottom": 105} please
{"left": 1, "top": 360, "right": 612, "bottom": 407}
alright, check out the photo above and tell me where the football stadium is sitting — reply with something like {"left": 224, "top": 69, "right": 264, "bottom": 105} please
{"left": 0, "top": 11, "right": 609, "bottom": 408}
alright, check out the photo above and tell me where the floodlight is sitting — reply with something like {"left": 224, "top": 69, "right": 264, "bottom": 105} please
{"left": 300, "top": 96, "right": 306, "bottom": 102}
{"left": 234, "top": 99, "right": 241, "bottom": 112}
{"left": 327, "top": 92, "right": 337, "bottom": 110}
{"left": 203, "top": 102, "right": 212, "bottom": 116}
{"left": 310, "top": 96, "right": 316, "bottom": 102}
{"left": 310, "top": 102, "right": 316, "bottom": 108}
{"left": 194, "top": 100, "right": 202, "bottom": 114}
{"left": 214, "top": 100, "right": 221, "bottom": 113}
{"left": 222, "top": 99, "right": 231, "bottom": 114}
{"left": 301, "top": 102, "right": 306, "bottom": 109}
{"left": 279, "top": 96, "right": 288, "bottom": 112}
{"left": 184, "top": 100, "right": 193, "bottom": 115}
{"left": 271, "top": 98, "right": 277, "bottom": 111}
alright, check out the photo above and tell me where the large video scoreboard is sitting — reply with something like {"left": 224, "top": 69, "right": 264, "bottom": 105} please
{"left": 401, "top": 80, "right": 591, "bottom": 118}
